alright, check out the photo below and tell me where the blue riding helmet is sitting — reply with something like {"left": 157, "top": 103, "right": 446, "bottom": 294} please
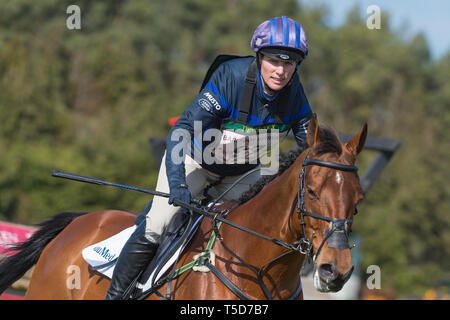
{"left": 250, "top": 16, "right": 308, "bottom": 63}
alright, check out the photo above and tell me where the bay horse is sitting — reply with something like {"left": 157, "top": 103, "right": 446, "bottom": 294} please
{"left": 0, "top": 115, "right": 367, "bottom": 299}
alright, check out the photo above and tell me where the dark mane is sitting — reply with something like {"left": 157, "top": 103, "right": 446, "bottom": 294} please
{"left": 237, "top": 126, "right": 342, "bottom": 204}
{"left": 238, "top": 147, "right": 303, "bottom": 204}
{"left": 313, "top": 126, "right": 342, "bottom": 156}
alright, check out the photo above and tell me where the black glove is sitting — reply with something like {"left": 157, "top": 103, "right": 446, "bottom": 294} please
{"left": 168, "top": 184, "right": 191, "bottom": 206}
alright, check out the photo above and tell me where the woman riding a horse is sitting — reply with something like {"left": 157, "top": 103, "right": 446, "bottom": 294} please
{"left": 0, "top": 16, "right": 368, "bottom": 300}
{"left": 105, "top": 16, "right": 312, "bottom": 300}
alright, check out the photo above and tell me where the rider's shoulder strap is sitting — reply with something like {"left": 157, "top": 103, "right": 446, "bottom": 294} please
{"left": 238, "top": 59, "right": 257, "bottom": 122}
{"left": 199, "top": 54, "right": 257, "bottom": 123}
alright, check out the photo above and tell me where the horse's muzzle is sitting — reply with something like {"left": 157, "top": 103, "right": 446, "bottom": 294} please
{"left": 314, "top": 263, "right": 354, "bottom": 292}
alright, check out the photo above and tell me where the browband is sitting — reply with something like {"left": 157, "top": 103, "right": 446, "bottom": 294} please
{"left": 302, "top": 159, "right": 358, "bottom": 172}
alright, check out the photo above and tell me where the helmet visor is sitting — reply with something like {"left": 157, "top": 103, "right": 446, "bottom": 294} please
{"left": 260, "top": 47, "right": 304, "bottom": 63}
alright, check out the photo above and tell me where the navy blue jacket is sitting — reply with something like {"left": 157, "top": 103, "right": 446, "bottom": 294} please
{"left": 165, "top": 56, "right": 312, "bottom": 190}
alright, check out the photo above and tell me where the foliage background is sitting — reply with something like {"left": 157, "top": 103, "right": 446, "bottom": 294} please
{"left": 0, "top": 0, "right": 448, "bottom": 298}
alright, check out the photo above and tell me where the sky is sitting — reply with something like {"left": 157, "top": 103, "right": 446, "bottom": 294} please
{"left": 305, "top": 0, "right": 450, "bottom": 60}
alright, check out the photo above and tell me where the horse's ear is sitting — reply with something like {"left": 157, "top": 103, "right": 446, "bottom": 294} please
{"left": 346, "top": 123, "right": 368, "bottom": 157}
{"left": 307, "top": 113, "right": 320, "bottom": 147}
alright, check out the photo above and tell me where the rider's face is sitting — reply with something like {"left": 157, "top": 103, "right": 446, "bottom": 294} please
{"left": 259, "top": 55, "right": 297, "bottom": 94}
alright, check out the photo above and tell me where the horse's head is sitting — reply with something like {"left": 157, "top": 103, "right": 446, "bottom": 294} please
{"left": 295, "top": 114, "right": 367, "bottom": 293}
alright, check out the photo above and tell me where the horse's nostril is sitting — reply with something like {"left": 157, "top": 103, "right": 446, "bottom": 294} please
{"left": 318, "top": 263, "right": 338, "bottom": 281}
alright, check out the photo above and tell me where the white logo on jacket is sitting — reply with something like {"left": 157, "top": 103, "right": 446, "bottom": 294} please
{"left": 198, "top": 99, "right": 212, "bottom": 112}
{"left": 203, "top": 92, "right": 222, "bottom": 111}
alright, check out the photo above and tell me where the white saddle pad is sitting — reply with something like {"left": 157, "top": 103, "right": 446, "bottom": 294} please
{"left": 82, "top": 215, "right": 203, "bottom": 293}
{"left": 82, "top": 225, "right": 136, "bottom": 279}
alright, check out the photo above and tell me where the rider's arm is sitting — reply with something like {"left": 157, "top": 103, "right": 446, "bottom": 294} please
{"left": 165, "top": 63, "right": 234, "bottom": 191}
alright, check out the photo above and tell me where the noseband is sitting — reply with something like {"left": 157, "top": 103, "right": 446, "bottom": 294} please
{"left": 295, "top": 151, "right": 358, "bottom": 262}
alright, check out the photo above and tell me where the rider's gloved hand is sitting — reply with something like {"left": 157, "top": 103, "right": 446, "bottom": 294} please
{"left": 168, "top": 184, "right": 191, "bottom": 206}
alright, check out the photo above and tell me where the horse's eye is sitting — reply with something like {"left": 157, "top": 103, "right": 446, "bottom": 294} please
{"left": 307, "top": 187, "right": 318, "bottom": 199}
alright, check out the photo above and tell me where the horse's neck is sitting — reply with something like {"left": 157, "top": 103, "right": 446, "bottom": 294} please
{"left": 235, "top": 149, "right": 307, "bottom": 253}
{"left": 231, "top": 151, "right": 307, "bottom": 298}
{"left": 253, "top": 149, "right": 306, "bottom": 235}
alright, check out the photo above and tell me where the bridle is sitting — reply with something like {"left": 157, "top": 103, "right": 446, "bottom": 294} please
{"left": 294, "top": 151, "right": 358, "bottom": 263}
